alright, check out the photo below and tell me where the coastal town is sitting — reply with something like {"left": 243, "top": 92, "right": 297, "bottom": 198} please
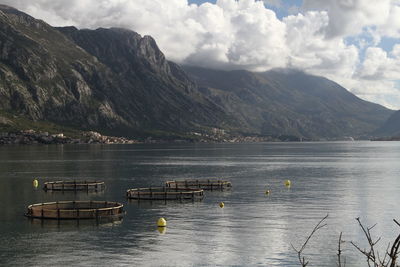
{"left": 0, "top": 130, "right": 139, "bottom": 145}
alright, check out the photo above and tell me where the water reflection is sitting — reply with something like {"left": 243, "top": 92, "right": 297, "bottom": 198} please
{"left": 43, "top": 190, "right": 106, "bottom": 197}
{"left": 157, "top": 226, "right": 167, "bottom": 234}
{"left": 27, "top": 217, "right": 123, "bottom": 230}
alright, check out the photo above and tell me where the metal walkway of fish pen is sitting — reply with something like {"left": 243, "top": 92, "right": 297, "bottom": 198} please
{"left": 43, "top": 180, "right": 105, "bottom": 192}
{"left": 165, "top": 179, "right": 232, "bottom": 191}
{"left": 126, "top": 187, "right": 204, "bottom": 201}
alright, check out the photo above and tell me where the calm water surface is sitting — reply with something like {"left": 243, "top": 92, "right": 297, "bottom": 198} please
{"left": 0, "top": 142, "right": 399, "bottom": 267}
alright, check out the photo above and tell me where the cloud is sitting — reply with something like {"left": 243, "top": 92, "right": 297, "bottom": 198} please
{"left": 284, "top": 11, "right": 359, "bottom": 76}
{"left": 2, "top": 0, "right": 400, "bottom": 109}
{"left": 302, "top": 0, "right": 392, "bottom": 38}
{"left": 377, "top": 4, "right": 400, "bottom": 39}
{"left": 357, "top": 47, "right": 400, "bottom": 80}
{"left": 341, "top": 45, "right": 400, "bottom": 109}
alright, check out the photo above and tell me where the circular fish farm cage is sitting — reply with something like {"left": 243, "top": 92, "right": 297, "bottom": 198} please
{"left": 25, "top": 201, "right": 124, "bottom": 220}
{"left": 126, "top": 187, "right": 204, "bottom": 201}
{"left": 165, "top": 179, "right": 232, "bottom": 191}
{"left": 43, "top": 180, "right": 105, "bottom": 192}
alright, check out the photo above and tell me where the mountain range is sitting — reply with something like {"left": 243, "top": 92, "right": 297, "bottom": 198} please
{"left": 374, "top": 110, "right": 400, "bottom": 137}
{"left": 0, "top": 4, "right": 397, "bottom": 141}
{"left": 183, "top": 66, "right": 393, "bottom": 139}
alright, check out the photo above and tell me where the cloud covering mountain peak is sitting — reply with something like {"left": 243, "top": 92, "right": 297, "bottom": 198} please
{"left": 2, "top": 0, "right": 399, "bottom": 109}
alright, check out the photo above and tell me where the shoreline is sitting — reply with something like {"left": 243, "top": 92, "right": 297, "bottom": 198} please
{"left": 0, "top": 130, "right": 139, "bottom": 145}
{"left": 0, "top": 129, "right": 391, "bottom": 145}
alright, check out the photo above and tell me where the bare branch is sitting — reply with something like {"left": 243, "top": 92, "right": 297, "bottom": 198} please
{"left": 378, "top": 243, "right": 390, "bottom": 266}
{"left": 388, "top": 227, "right": 400, "bottom": 267}
{"left": 350, "top": 241, "right": 374, "bottom": 264}
{"left": 337, "top": 232, "right": 345, "bottom": 267}
{"left": 292, "top": 214, "right": 329, "bottom": 267}
{"left": 351, "top": 218, "right": 400, "bottom": 267}
{"left": 293, "top": 217, "right": 400, "bottom": 267}
{"left": 352, "top": 217, "right": 380, "bottom": 266}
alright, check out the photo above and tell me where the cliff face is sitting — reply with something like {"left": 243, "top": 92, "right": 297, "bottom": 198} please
{"left": 0, "top": 5, "right": 119, "bottom": 128}
{"left": 0, "top": 5, "right": 229, "bottom": 137}
{"left": 57, "top": 26, "right": 230, "bottom": 132}
{"left": 0, "top": 5, "right": 394, "bottom": 140}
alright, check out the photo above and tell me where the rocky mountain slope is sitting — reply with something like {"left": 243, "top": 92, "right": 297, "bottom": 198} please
{"left": 0, "top": 5, "right": 395, "bottom": 140}
{"left": 184, "top": 66, "right": 393, "bottom": 138}
{"left": 0, "top": 5, "right": 229, "bottom": 138}
{"left": 57, "top": 26, "right": 231, "bottom": 133}
{"left": 374, "top": 110, "right": 400, "bottom": 137}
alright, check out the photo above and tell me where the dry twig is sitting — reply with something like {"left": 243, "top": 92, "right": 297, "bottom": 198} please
{"left": 350, "top": 218, "right": 400, "bottom": 267}
{"left": 337, "top": 232, "right": 346, "bottom": 267}
{"left": 292, "top": 214, "right": 329, "bottom": 267}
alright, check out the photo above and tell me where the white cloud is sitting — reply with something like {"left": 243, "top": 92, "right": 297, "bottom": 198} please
{"left": 377, "top": 4, "right": 400, "bottom": 38}
{"left": 2, "top": 0, "right": 400, "bottom": 109}
{"left": 302, "top": 0, "right": 392, "bottom": 38}
{"left": 284, "top": 11, "right": 359, "bottom": 76}
{"left": 343, "top": 45, "right": 400, "bottom": 109}
{"left": 357, "top": 47, "right": 400, "bottom": 80}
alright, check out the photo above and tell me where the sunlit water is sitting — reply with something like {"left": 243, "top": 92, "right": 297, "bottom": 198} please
{"left": 0, "top": 142, "right": 400, "bottom": 267}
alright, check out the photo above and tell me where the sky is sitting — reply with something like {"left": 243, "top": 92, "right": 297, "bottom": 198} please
{"left": 3, "top": 0, "right": 400, "bottom": 109}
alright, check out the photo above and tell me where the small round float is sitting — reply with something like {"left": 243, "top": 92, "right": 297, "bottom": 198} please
{"left": 43, "top": 180, "right": 105, "bottom": 192}
{"left": 126, "top": 187, "right": 204, "bottom": 201}
{"left": 25, "top": 201, "right": 124, "bottom": 220}
{"left": 165, "top": 179, "right": 232, "bottom": 191}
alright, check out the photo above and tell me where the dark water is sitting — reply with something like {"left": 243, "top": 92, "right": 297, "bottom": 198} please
{"left": 0, "top": 142, "right": 400, "bottom": 267}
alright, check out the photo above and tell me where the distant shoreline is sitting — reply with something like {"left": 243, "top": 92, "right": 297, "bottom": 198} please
{"left": 0, "top": 130, "right": 139, "bottom": 145}
{"left": 0, "top": 129, "right": 393, "bottom": 145}
{"left": 371, "top": 137, "right": 400, "bottom": 141}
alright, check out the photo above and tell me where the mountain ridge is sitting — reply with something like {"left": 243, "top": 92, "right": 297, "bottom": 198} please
{"left": 0, "top": 4, "right": 395, "bottom": 141}
{"left": 0, "top": 5, "right": 232, "bottom": 138}
{"left": 374, "top": 110, "right": 400, "bottom": 137}
{"left": 183, "top": 65, "right": 393, "bottom": 138}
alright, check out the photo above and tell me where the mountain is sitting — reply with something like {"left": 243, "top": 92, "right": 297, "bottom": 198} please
{"left": 0, "top": 5, "right": 394, "bottom": 140}
{"left": 56, "top": 26, "right": 232, "bottom": 133}
{"left": 183, "top": 66, "right": 393, "bottom": 138}
{"left": 374, "top": 110, "right": 400, "bottom": 137}
{"left": 0, "top": 5, "right": 229, "bottom": 138}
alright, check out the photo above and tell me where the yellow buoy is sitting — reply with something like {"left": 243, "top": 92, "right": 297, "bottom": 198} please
{"left": 33, "top": 179, "right": 39, "bottom": 188}
{"left": 265, "top": 190, "right": 270, "bottom": 195}
{"left": 284, "top": 180, "right": 291, "bottom": 187}
{"left": 219, "top": 202, "right": 225, "bottom": 208}
{"left": 157, "top": 217, "right": 167, "bottom": 227}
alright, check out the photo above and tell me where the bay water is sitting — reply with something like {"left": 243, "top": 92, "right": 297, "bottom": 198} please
{"left": 0, "top": 141, "right": 399, "bottom": 266}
